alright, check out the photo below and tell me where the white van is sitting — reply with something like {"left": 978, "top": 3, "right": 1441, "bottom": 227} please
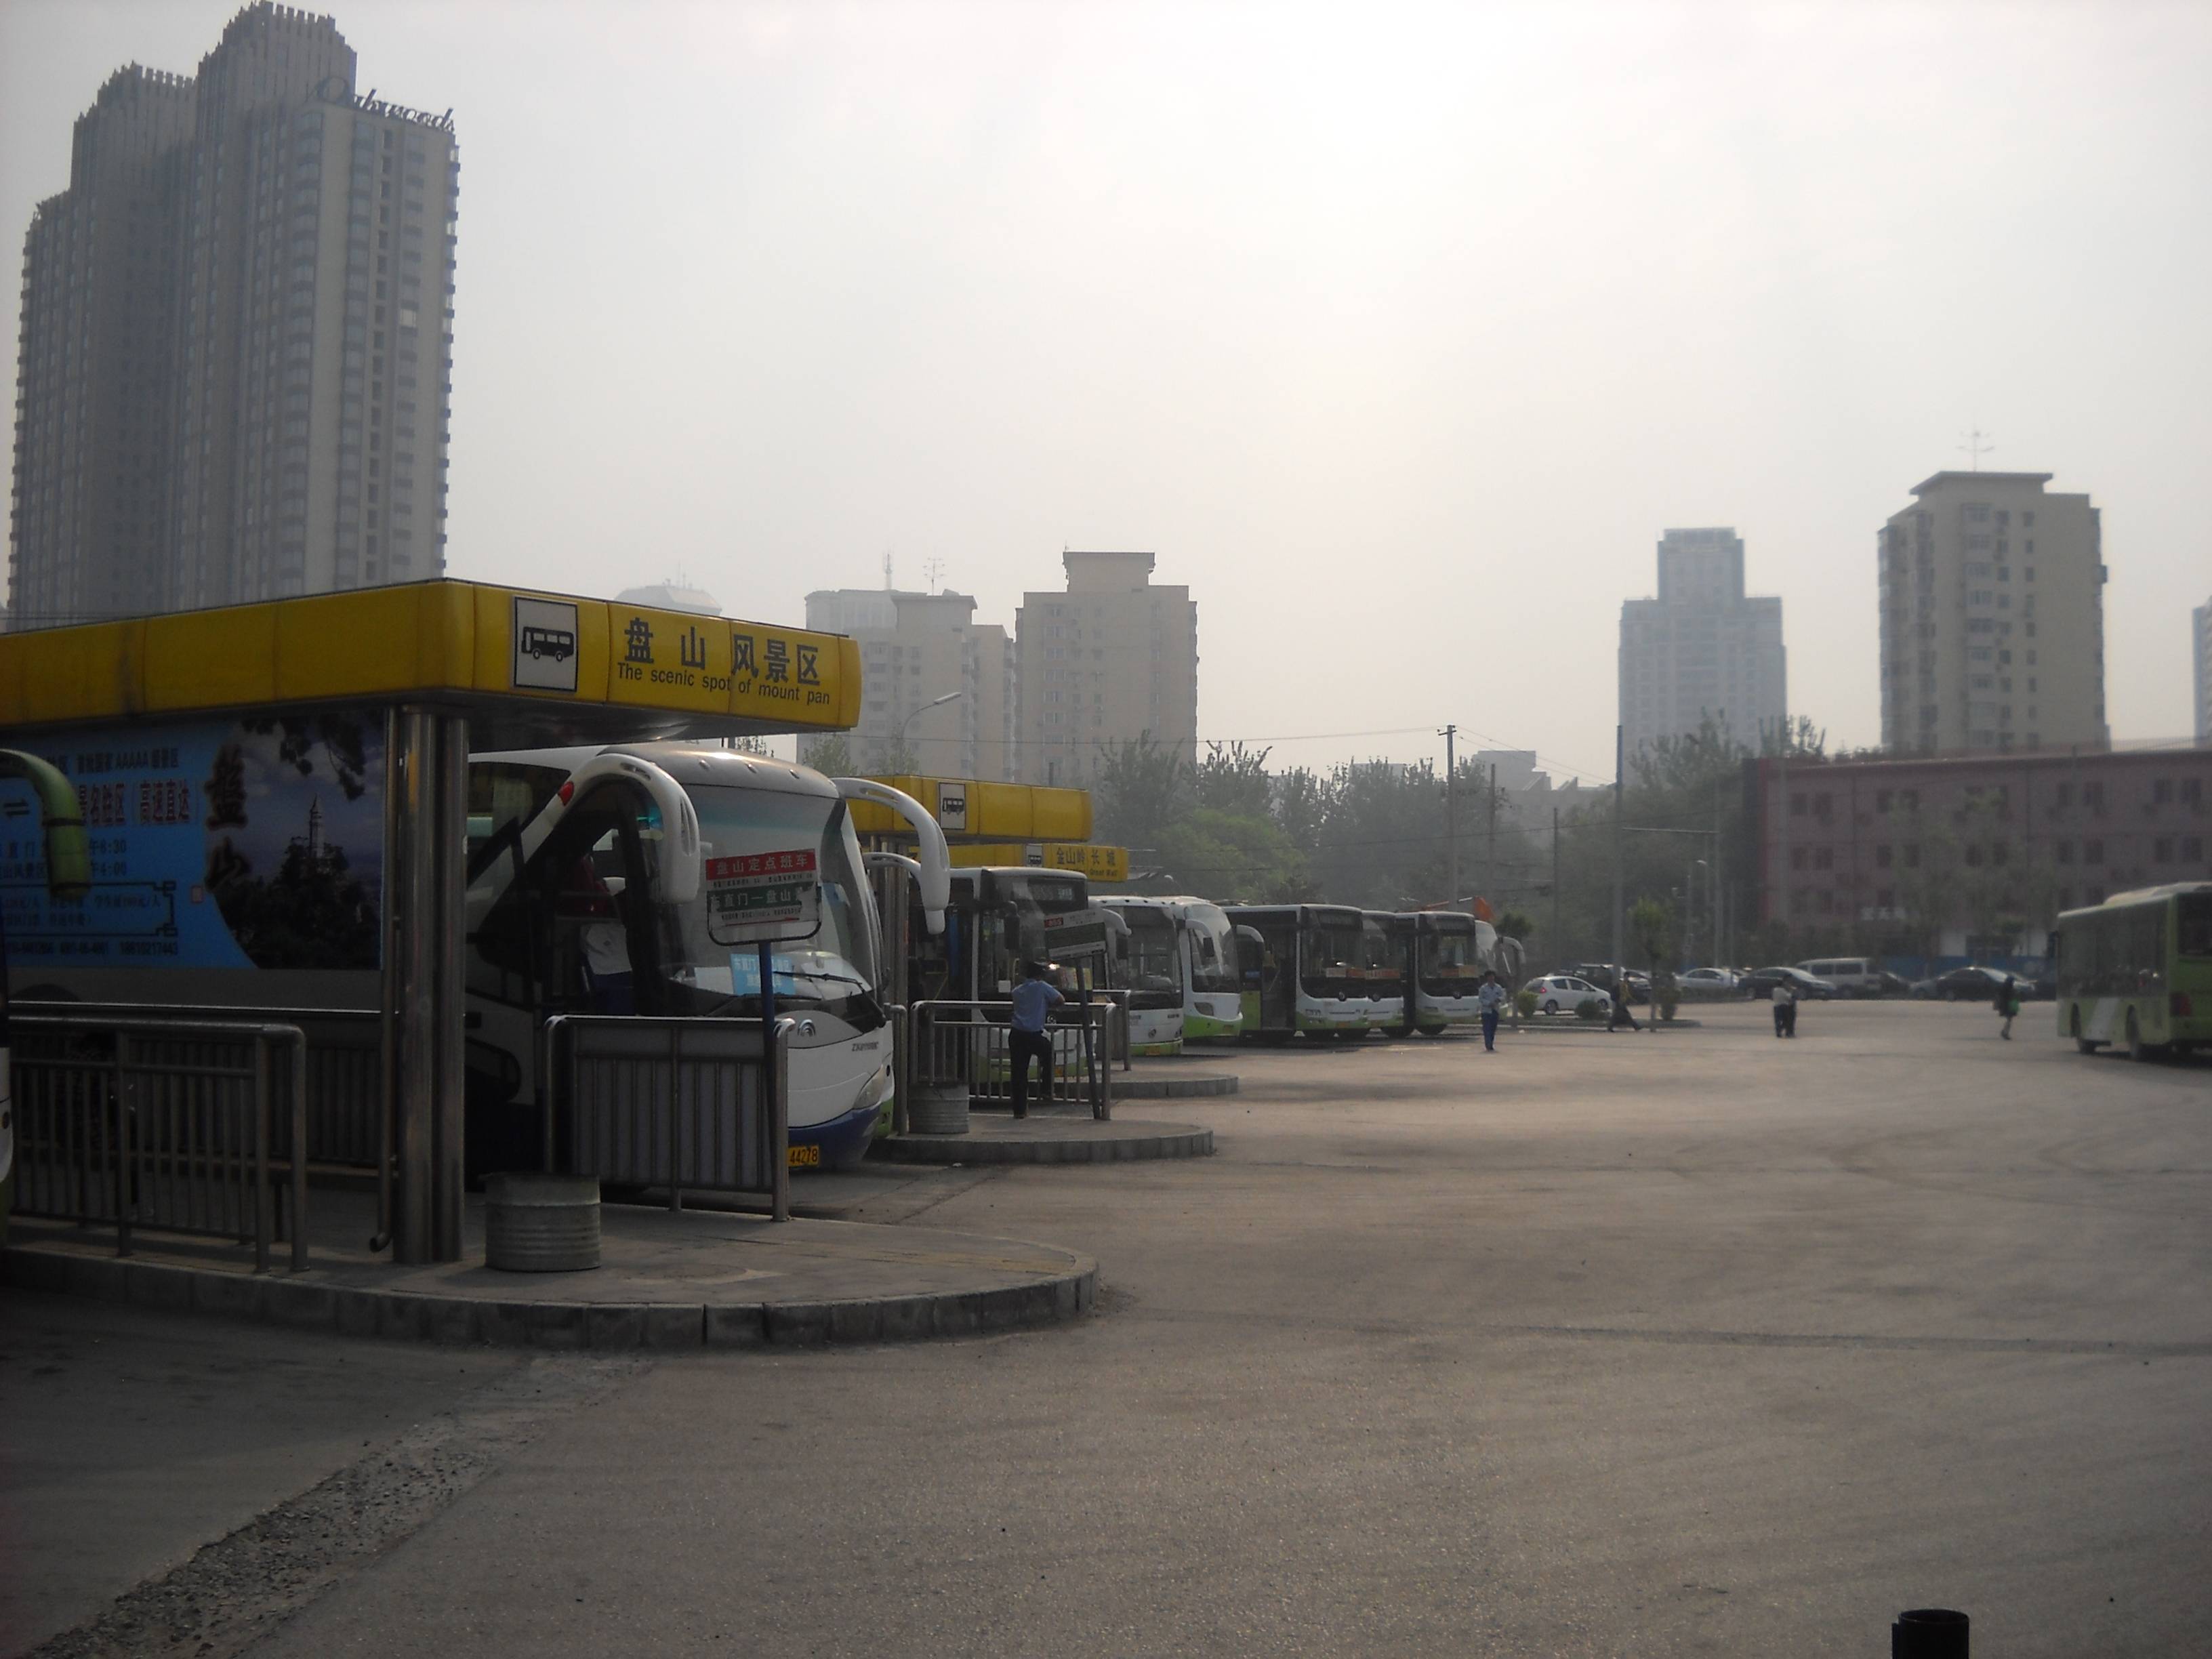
{"left": 1796, "top": 957, "right": 1883, "bottom": 998}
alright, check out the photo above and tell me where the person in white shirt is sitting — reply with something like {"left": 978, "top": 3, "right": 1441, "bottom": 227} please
{"left": 1476, "top": 971, "right": 1508, "bottom": 1051}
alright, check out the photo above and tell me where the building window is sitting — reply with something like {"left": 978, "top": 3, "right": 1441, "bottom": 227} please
{"left": 1903, "top": 844, "right": 1921, "bottom": 869}
{"left": 1876, "top": 844, "right": 1893, "bottom": 867}
{"left": 2056, "top": 842, "right": 2074, "bottom": 865}
{"left": 2084, "top": 839, "right": 2104, "bottom": 865}
{"left": 1790, "top": 792, "right": 1806, "bottom": 816}
{"left": 2154, "top": 838, "right": 2175, "bottom": 863}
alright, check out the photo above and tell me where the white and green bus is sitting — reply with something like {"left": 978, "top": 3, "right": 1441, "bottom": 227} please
{"left": 1096, "top": 895, "right": 1245, "bottom": 1049}
{"left": 2052, "top": 882, "right": 2211, "bottom": 1061}
{"left": 1223, "top": 904, "right": 1370, "bottom": 1041}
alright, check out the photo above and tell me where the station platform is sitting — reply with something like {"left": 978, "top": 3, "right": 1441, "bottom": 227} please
{"left": 1, "top": 1186, "right": 1094, "bottom": 1352}
{"left": 873, "top": 1102, "right": 1215, "bottom": 1166}
{"left": 1110, "top": 1052, "right": 1243, "bottom": 1099}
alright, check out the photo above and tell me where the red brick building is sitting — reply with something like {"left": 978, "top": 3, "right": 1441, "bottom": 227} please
{"left": 1751, "top": 741, "right": 2211, "bottom": 962}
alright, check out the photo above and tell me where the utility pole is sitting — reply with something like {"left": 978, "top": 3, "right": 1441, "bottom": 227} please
{"left": 1775, "top": 718, "right": 1790, "bottom": 959}
{"left": 1611, "top": 724, "right": 1624, "bottom": 973}
{"left": 1713, "top": 778, "right": 1724, "bottom": 966}
{"left": 1439, "top": 724, "right": 1458, "bottom": 905}
{"left": 1551, "top": 806, "right": 1560, "bottom": 968}
{"left": 1487, "top": 762, "right": 1498, "bottom": 910}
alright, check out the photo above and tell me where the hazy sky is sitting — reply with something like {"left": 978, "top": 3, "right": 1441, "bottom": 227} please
{"left": 6, "top": 1, "right": 2208, "bottom": 783}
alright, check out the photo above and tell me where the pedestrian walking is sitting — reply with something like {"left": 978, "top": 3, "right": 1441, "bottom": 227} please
{"left": 1773, "top": 977, "right": 1799, "bottom": 1038}
{"left": 1007, "top": 958, "right": 1062, "bottom": 1119}
{"left": 1477, "top": 970, "right": 1507, "bottom": 1052}
{"left": 1998, "top": 974, "right": 2021, "bottom": 1040}
{"left": 1607, "top": 974, "right": 1641, "bottom": 1032}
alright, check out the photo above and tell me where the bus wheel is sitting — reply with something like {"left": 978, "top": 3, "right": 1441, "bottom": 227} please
{"left": 2071, "top": 1008, "right": 2102, "bottom": 1054}
{"left": 1416, "top": 1024, "right": 1446, "bottom": 1038}
{"left": 2126, "top": 1010, "right": 2167, "bottom": 1063}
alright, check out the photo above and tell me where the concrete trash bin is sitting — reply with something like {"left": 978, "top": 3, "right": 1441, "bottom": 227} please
{"left": 485, "top": 1173, "right": 602, "bottom": 1272}
{"left": 907, "top": 1082, "right": 970, "bottom": 1136}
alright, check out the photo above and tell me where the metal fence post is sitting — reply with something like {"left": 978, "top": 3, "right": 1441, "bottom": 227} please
{"left": 112, "top": 1036, "right": 131, "bottom": 1261}
{"left": 287, "top": 1029, "right": 309, "bottom": 1273}
{"left": 771, "top": 1018, "right": 792, "bottom": 1223}
{"left": 252, "top": 1038, "right": 272, "bottom": 1275}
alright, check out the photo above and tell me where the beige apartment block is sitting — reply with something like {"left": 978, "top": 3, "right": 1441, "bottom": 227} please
{"left": 1618, "top": 527, "right": 1786, "bottom": 764}
{"left": 803, "top": 588, "right": 1015, "bottom": 779}
{"left": 1878, "top": 472, "right": 2108, "bottom": 756}
{"left": 9, "top": 3, "right": 456, "bottom": 628}
{"left": 1016, "top": 550, "right": 1199, "bottom": 785}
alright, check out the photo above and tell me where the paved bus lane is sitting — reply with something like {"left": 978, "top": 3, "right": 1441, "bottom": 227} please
{"left": 229, "top": 1002, "right": 2210, "bottom": 1659}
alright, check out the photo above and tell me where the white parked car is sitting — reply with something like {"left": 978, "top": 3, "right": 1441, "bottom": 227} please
{"left": 1522, "top": 974, "right": 1606, "bottom": 1015}
{"left": 1679, "top": 966, "right": 1739, "bottom": 991}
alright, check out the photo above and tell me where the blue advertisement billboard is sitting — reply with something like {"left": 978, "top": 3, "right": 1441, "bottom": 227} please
{"left": 0, "top": 710, "right": 384, "bottom": 972}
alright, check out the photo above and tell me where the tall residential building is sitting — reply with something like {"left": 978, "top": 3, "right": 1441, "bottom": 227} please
{"left": 9, "top": 4, "right": 457, "bottom": 629}
{"left": 1617, "top": 528, "right": 1786, "bottom": 763}
{"left": 2195, "top": 598, "right": 2211, "bottom": 741}
{"left": 1878, "top": 472, "right": 2106, "bottom": 756}
{"left": 803, "top": 588, "right": 1015, "bottom": 780}
{"left": 1015, "top": 551, "right": 1200, "bottom": 785}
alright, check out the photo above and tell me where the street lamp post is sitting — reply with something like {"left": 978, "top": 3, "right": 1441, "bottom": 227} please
{"left": 895, "top": 689, "right": 964, "bottom": 771}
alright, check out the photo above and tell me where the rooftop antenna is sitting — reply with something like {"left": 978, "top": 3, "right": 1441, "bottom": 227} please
{"left": 1958, "top": 426, "right": 1996, "bottom": 471}
{"left": 924, "top": 558, "right": 945, "bottom": 594}
{"left": 882, "top": 550, "right": 894, "bottom": 590}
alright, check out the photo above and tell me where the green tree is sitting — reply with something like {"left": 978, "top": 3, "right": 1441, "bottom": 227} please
{"left": 1629, "top": 895, "right": 1677, "bottom": 981}
{"left": 798, "top": 733, "right": 855, "bottom": 775}
{"left": 1194, "top": 741, "right": 1275, "bottom": 817}
{"left": 1153, "top": 807, "right": 1310, "bottom": 903}
{"left": 1095, "top": 734, "right": 1191, "bottom": 849}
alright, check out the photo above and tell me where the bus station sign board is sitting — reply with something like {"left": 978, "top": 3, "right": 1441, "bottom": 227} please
{"left": 705, "top": 848, "right": 821, "bottom": 945}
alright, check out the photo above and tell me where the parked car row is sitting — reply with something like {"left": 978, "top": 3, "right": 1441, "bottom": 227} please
{"left": 1525, "top": 956, "right": 2054, "bottom": 1009}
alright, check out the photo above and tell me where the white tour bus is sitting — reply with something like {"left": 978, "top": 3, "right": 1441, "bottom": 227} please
{"left": 466, "top": 744, "right": 945, "bottom": 1173}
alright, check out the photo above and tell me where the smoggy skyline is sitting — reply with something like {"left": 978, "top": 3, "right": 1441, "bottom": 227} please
{"left": 5, "top": 1, "right": 2207, "bottom": 783}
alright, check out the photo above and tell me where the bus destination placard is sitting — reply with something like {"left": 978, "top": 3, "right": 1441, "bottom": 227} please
{"left": 705, "top": 848, "right": 821, "bottom": 945}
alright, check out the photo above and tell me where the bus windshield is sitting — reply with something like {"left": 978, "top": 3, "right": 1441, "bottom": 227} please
{"left": 1185, "top": 903, "right": 1240, "bottom": 995}
{"left": 1363, "top": 918, "right": 1401, "bottom": 985}
{"left": 1420, "top": 923, "right": 1479, "bottom": 993}
{"left": 1118, "top": 907, "right": 1181, "bottom": 996}
{"left": 660, "top": 786, "right": 879, "bottom": 1017}
{"left": 1300, "top": 916, "right": 1363, "bottom": 1000}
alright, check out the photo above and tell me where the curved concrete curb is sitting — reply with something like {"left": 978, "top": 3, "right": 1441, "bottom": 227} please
{"left": 1, "top": 1242, "right": 1097, "bottom": 1351}
{"left": 1111, "top": 1072, "right": 1240, "bottom": 1099}
{"left": 875, "top": 1122, "right": 1214, "bottom": 1165}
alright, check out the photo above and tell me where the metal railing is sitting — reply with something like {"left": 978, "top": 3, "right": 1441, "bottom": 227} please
{"left": 9, "top": 1015, "right": 309, "bottom": 1273}
{"left": 539, "top": 1015, "right": 792, "bottom": 1221}
{"left": 908, "top": 1000, "right": 1113, "bottom": 1120}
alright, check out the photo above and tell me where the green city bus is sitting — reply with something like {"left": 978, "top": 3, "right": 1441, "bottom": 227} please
{"left": 2051, "top": 882, "right": 2212, "bottom": 1061}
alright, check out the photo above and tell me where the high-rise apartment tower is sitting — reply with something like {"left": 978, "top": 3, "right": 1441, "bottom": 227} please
{"left": 1617, "top": 528, "right": 1786, "bottom": 763}
{"left": 804, "top": 588, "right": 1016, "bottom": 780}
{"left": 1016, "top": 551, "right": 1199, "bottom": 785}
{"left": 1877, "top": 472, "right": 2106, "bottom": 756}
{"left": 9, "top": 4, "right": 457, "bottom": 628}
{"left": 2194, "top": 598, "right": 2211, "bottom": 742}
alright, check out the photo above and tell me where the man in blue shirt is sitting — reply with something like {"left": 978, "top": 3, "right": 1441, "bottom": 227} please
{"left": 1008, "top": 958, "right": 1063, "bottom": 1120}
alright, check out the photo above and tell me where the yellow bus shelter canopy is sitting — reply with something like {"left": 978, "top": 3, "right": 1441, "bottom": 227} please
{"left": 947, "top": 842, "right": 1130, "bottom": 882}
{"left": 0, "top": 579, "right": 862, "bottom": 747}
{"left": 846, "top": 775, "right": 1093, "bottom": 844}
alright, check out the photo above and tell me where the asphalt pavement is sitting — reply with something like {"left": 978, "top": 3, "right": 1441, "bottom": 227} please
{"left": 7, "top": 1000, "right": 2208, "bottom": 1658}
